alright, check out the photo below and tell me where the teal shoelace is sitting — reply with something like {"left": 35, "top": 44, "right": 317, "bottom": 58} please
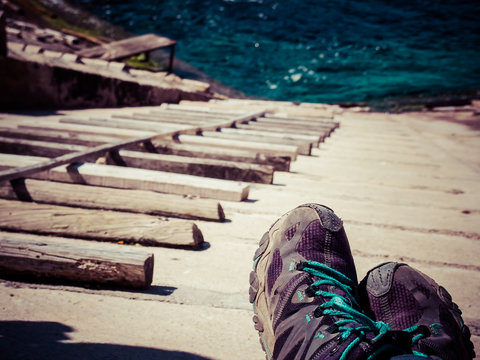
{"left": 298, "top": 260, "right": 391, "bottom": 360}
{"left": 403, "top": 325, "right": 431, "bottom": 358}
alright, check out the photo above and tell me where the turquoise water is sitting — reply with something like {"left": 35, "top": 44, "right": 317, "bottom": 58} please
{"left": 73, "top": 0, "right": 480, "bottom": 105}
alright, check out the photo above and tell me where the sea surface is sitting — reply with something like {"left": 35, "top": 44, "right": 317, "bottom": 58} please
{"left": 71, "top": 0, "right": 480, "bottom": 105}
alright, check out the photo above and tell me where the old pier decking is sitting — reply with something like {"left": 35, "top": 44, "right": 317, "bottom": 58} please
{"left": 0, "top": 100, "right": 339, "bottom": 289}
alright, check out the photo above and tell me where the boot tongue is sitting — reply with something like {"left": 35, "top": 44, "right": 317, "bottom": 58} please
{"left": 296, "top": 220, "right": 358, "bottom": 284}
{"left": 309, "top": 278, "right": 351, "bottom": 300}
{"left": 329, "top": 285, "right": 352, "bottom": 300}
{"left": 308, "top": 272, "right": 357, "bottom": 315}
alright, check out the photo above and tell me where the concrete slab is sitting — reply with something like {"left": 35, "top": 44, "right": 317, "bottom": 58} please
{"left": 0, "top": 106, "right": 479, "bottom": 358}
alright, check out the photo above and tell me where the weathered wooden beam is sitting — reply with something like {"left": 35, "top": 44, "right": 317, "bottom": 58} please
{"left": 264, "top": 113, "right": 339, "bottom": 127}
{"left": 204, "top": 100, "right": 338, "bottom": 119}
{"left": 0, "top": 199, "right": 204, "bottom": 248}
{"left": 0, "top": 134, "right": 159, "bottom": 183}
{"left": 269, "top": 105, "right": 336, "bottom": 119}
{"left": 176, "top": 134, "right": 299, "bottom": 160}
{"left": 0, "top": 136, "right": 86, "bottom": 157}
{"left": 76, "top": 33, "right": 176, "bottom": 61}
{"left": 0, "top": 127, "right": 119, "bottom": 146}
{"left": 139, "top": 110, "right": 230, "bottom": 120}
{"left": 0, "top": 179, "right": 225, "bottom": 221}
{"left": 174, "top": 110, "right": 265, "bottom": 133}
{"left": 254, "top": 117, "right": 335, "bottom": 131}
{"left": 165, "top": 103, "right": 245, "bottom": 116}
{"left": 0, "top": 231, "right": 154, "bottom": 289}
{"left": 235, "top": 122, "right": 327, "bottom": 141}
{"left": 252, "top": 117, "right": 337, "bottom": 135}
{"left": 60, "top": 117, "right": 191, "bottom": 133}
{"left": 0, "top": 154, "right": 250, "bottom": 201}
{"left": 241, "top": 121, "right": 333, "bottom": 138}
{"left": 18, "top": 120, "right": 155, "bottom": 139}
{"left": 177, "top": 100, "right": 268, "bottom": 113}
{"left": 105, "top": 150, "right": 274, "bottom": 184}
{"left": 153, "top": 141, "right": 291, "bottom": 171}
{"left": 201, "top": 130, "right": 312, "bottom": 156}
{"left": 223, "top": 127, "right": 320, "bottom": 146}
{"left": 149, "top": 108, "right": 236, "bottom": 120}
{"left": 115, "top": 113, "right": 210, "bottom": 126}
{"left": 112, "top": 110, "right": 264, "bottom": 135}
{"left": 18, "top": 112, "right": 263, "bottom": 140}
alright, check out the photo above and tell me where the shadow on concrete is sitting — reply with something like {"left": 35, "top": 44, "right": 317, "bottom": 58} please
{"left": 0, "top": 320, "right": 211, "bottom": 360}
{"left": 140, "top": 285, "right": 177, "bottom": 296}
{"left": 0, "top": 109, "right": 62, "bottom": 116}
{"left": 191, "top": 241, "right": 211, "bottom": 252}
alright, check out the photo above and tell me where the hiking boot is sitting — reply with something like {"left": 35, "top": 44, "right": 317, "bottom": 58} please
{"left": 249, "top": 204, "right": 410, "bottom": 360}
{"left": 359, "top": 262, "right": 476, "bottom": 360}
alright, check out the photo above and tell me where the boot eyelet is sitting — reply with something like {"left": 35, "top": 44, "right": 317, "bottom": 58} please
{"left": 305, "top": 287, "right": 315, "bottom": 297}
{"left": 329, "top": 345, "right": 339, "bottom": 355}
{"left": 296, "top": 262, "right": 306, "bottom": 271}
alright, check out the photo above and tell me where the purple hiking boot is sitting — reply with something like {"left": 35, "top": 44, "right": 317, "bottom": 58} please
{"left": 359, "top": 262, "right": 476, "bottom": 360}
{"left": 249, "top": 204, "right": 410, "bottom": 360}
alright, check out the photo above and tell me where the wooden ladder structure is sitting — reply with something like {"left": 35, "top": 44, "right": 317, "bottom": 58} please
{"left": 0, "top": 101, "right": 339, "bottom": 290}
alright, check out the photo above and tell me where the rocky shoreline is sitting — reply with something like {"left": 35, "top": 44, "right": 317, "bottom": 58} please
{"left": 2, "top": 0, "right": 479, "bottom": 111}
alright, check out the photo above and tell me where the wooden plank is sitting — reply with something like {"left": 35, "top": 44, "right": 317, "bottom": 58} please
{"left": 0, "top": 127, "right": 119, "bottom": 146}
{"left": 153, "top": 141, "right": 291, "bottom": 171}
{"left": 18, "top": 120, "right": 155, "bottom": 138}
{"left": 0, "top": 199, "right": 204, "bottom": 248}
{"left": 0, "top": 179, "right": 225, "bottom": 222}
{"left": 61, "top": 27, "right": 106, "bottom": 45}
{"left": 0, "top": 136, "right": 86, "bottom": 157}
{"left": 254, "top": 117, "right": 338, "bottom": 134}
{"left": 60, "top": 116, "right": 190, "bottom": 133}
{"left": 77, "top": 33, "right": 176, "bottom": 60}
{"left": 0, "top": 154, "right": 250, "bottom": 202}
{"left": 150, "top": 108, "right": 238, "bottom": 119}
{"left": 181, "top": 99, "right": 269, "bottom": 113}
{"left": 0, "top": 231, "right": 154, "bottom": 289}
{"left": 241, "top": 120, "right": 333, "bottom": 137}
{"left": 201, "top": 130, "right": 312, "bottom": 156}
{"left": 254, "top": 117, "right": 336, "bottom": 130}
{"left": 152, "top": 109, "right": 236, "bottom": 119}
{"left": 264, "top": 112, "right": 333, "bottom": 121}
{"left": 111, "top": 110, "right": 264, "bottom": 137}
{"left": 176, "top": 134, "right": 298, "bottom": 160}
{"left": 234, "top": 123, "right": 326, "bottom": 142}
{"left": 185, "top": 110, "right": 265, "bottom": 134}
{"left": 272, "top": 105, "right": 336, "bottom": 119}
{"left": 106, "top": 150, "right": 274, "bottom": 184}
{"left": 222, "top": 127, "right": 321, "bottom": 147}
{"left": 167, "top": 103, "right": 246, "bottom": 115}
{"left": 216, "top": 99, "right": 294, "bottom": 107}
{"left": 129, "top": 112, "right": 231, "bottom": 125}
{"left": 114, "top": 113, "right": 212, "bottom": 126}
{"left": 264, "top": 113, "right": 339, "bottom": 127}
{"left": 0, "top": 111, "right": 266, "bottom": 183}
{"left": 0, "top": 135, "right": 162, "bottom": 183}
{"left": 19, "top": 113, "right": 262, "bottom": 139}
{"left": 113, "top": 110, "right": 257, "bottom": 129}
